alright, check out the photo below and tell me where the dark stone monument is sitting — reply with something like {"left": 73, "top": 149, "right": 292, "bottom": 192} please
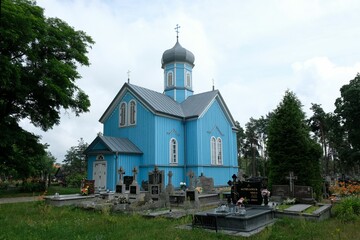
{"left": 148, "top": 166, "right": 164, "bottom": 200}
{"left": 237, "top": 181, "right": 262, "bottom": 205}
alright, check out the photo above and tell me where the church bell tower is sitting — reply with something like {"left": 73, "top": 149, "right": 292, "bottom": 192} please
{"left": 161, "top": 25, "right": 195, "bottom": 103}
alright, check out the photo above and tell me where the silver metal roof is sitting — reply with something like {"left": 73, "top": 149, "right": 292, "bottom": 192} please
{"left": 161, "top": 40, "right": 195, "bottom": 68}
{"left": 84, "top": 135, "right": 143, "bottom": 155}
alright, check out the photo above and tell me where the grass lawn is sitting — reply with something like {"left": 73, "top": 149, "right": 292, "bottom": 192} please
{"left": 0, "top": 185, "right": 80, "bottom": 198}
{"left": 0, "top": 202, "right": 359, "bottom": 240}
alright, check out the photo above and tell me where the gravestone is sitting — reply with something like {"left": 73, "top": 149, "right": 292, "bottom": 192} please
{"left": 294, "top": 185, "right": 315, "bottom": 204}
{"left": 165, "top": 171, "right": 175, "bottom": 194}
{"left": 148, "top": 166, "right": 164, "bottom": 200}
{"left": 129, "top": 167, "right": 139, "bottom": 196}
{"left": 199, "top": 175, "right": 215, "bottom": 193}
{"left": 186, "top": 170, "right": 198, "bottom": 202}
{"left": 116, "top": 167, "right": 126, "bottom": 194}
{"left": 285, "top": 171, "right": 297, "bottom": 196}
{"left": 236, "top": 181, "right": 262, "bottom": 205}
{"left": 123, "top": 176, "right": 133, "bottom": 191}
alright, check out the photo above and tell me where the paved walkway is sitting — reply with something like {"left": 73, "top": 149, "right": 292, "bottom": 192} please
{"left": 0, "top": 196, "right": 42, "bottom": 204}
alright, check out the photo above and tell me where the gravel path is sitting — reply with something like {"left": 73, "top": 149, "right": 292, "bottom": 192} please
{"left": 0, "top": 196, "right": 42, "bottom": 204}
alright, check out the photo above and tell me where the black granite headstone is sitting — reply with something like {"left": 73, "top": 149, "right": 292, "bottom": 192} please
{"left": 236, "top": 181, "right": 262, "bottom": 205}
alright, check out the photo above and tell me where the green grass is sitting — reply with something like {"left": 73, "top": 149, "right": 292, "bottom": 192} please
{"left": 0, "top": 185, "right": 79, "bottom": 198}
{"left": 0, "top": 202, "right": 359, "bottom": 240}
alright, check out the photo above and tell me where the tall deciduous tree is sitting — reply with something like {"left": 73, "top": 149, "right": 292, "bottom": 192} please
{"left": 0, "top": 0, "right": 94, "bottom": 177}
{"left": 335, "top": 74, "right": 360, "bottom": 170}
{"left": 267, "top": 90, "right": 322, "bottom": 195}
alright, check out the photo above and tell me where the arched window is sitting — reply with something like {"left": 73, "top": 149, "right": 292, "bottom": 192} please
{"left": 170, "top": 138, "right": 178, "bottom": 164}
{"left": 119, "top": 102, "right": 127, "bottom": 127}
{"left": 129, "top": 100, "right": 136, "bottom": 125}
{"left": 167, "top": 71, "right": 173, "bottom": 87}
{"left": 217, "top": 138, "right": 223, "bottom": 165}
{"left": 186, "top": 72, "right": 191, "bottom": 87}
{"left": 210, "top": 137, "right": 217, "bottom": 165}
{"left": 210, "top": 136, "right": 223, "bottom": 165}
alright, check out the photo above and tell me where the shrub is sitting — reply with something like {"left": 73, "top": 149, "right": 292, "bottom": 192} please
{"left": 333, "top": 196, "right": 360, "bottom": 222}
{"left": 20, "top": 181, "right": 46, "bottom": 193}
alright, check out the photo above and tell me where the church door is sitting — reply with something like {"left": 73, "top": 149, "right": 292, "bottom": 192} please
{"left": 93, "top": 161, "right": 106, "bottom": 190}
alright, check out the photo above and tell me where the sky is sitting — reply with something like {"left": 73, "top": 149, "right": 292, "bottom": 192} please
{"left": 21, "top": 0, "right": 360, "bottom": 162}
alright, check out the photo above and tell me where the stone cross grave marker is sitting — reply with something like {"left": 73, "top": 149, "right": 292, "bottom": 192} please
{"left": 166, "top": 171, "right": 175, "bottom": 194}
{"left": 132, "top": 167, "right": 138, "bottom": 184}
{"left": 117, "top": 167, "right": 125, "bottom": 185}
{"left": 286, "top": 171, "right": 297, "bottom": 195}
{"left": 187, "top": 170, "right": 195, "bottom": 190}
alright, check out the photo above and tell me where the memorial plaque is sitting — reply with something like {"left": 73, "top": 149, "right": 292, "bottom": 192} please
{"left": 151, "top": 185, "right": 159, "bottom": 195}
{"left": 236, "top": 181, "right": 262, "bottom": 205}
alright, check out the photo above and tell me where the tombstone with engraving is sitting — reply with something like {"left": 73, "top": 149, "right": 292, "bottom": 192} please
{"left": 237, "top": 181, "right": 262, "bottom": 205}
{"left": 148, "top": 166, "right": 164, "bottom": 200}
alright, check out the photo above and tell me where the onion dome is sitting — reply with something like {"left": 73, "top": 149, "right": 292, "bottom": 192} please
{"left": 161, "top": 40, "right": 195, "bottom": 69}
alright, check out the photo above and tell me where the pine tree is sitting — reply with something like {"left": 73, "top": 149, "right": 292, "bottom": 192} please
{"left": 267, "top": 90, "right": 322, "bottom": 195}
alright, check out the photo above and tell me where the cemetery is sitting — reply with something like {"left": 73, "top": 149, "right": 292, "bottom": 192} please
{"left": 40, "top": 167, "right": 338, "bottom": 236}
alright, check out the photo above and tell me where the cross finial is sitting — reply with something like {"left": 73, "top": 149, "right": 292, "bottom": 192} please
{"left": 127, "top": 70, "right": 131, "bottom": 83}
{"left": 212, "top": 78, "right": 215, "bottom": 91}
{"left": 174, "top": 24, "right": 181, "bottom": 40}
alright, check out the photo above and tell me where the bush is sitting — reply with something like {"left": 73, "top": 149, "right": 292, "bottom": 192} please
{"left": 333, "top": 196, "right": 360, "bottom": 222}
{"left": 20, "top": 181, "right": 46, "bottom": 193}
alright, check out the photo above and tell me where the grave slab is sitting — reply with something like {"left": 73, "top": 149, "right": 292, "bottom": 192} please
{"left": 284, "top": 204, "right": 312, "bottom": 213}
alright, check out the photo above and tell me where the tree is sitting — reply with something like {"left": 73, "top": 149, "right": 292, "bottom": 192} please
{"left": 334, "top": 73, "right": 360, "bottom": 172}
{"left": 62, "top": 138, "right": 88, "bottom": 187}
{"left": 0, "top": 0, "right": 94, "bottom": 178}
{"left": 267, "top": 90, "right": 322, "bottom": 195}
{"left": 235, "top": 121, "right": 246, "bottom": 169}
{"left": 308, "top": 103, "right": 331, "bottom": 174}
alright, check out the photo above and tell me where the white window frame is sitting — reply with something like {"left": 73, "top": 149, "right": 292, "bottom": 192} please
{"left": 170, "top": 138, "right": 178, "bottom": 164}
{"left": 217, "top": 137, "right": 223, "bottom": 165}
{"left": 210, "top": 136, "right": 223, "bottom": 165}
{"left": 128, "top": 100, "right": 137, "bottom": 126}
{"left": 186, "top": 72, "right": 191, "bottom": 88}
{"left": 210, "top": 137, "right": 217, "bottom": 165}
{"left": 167, "top": 71, "right": 174, "bottom": 87}
{"left": 119, "top": 102, "right": 127, "bottom": 127}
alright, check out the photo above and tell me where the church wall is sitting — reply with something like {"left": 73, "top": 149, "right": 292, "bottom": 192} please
{"left": 193, "top": 99, "right": 238, "bottom": 185}
{"left": 154, "top": 115, "right": 184, "bottom": 166}
{"left": 102, "top": 91, "right": 156, "bottom": 168}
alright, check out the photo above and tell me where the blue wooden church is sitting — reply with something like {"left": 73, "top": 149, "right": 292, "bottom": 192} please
{"left": 84, "top": 35, "right": 238, "bottom": 191}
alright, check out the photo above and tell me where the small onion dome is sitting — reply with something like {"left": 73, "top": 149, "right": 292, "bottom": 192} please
{"left": 161, "top": 40, "right": 195, "bottom": 69}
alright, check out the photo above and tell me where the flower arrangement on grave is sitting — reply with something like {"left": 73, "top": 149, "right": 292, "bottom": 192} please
{"left": 236, "top": 197, "right": 246, "bottom": 207}
{"left": 261, "top": 189, "right": 271, "bottom": 205}
{"left": 283, "top": 197, "right": 296, "bottom": 205}
{"left": 81, "top": 186, "right": 89, "bottom": 196}
{"left": 329, "top": 181, "right": 360, "bottom": 197}
{"left": 195, "top": 186, "right": 203, "bottom": 194}
{"left": 118, "top": 196, "right": 129, "bottom": 204}
{"left": 180, "top": 182, "right": 186, "bottom": 191}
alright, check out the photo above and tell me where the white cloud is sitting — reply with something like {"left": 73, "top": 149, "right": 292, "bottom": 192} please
{"left": 18, "top": 0, "right": 360, "bottom": 162}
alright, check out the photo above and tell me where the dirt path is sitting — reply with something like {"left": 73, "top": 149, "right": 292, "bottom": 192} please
{"left": 0, "top": 196, "right": 42, "bottom": 204}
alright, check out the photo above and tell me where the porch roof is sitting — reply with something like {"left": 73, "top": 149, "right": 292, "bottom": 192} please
{"left": 84, "top": 135, "right": 143, "bottom": 155}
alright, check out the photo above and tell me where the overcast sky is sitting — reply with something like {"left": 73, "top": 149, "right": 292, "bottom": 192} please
{"left": 21, "top": 0, "right": 360, "bottom": 162}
